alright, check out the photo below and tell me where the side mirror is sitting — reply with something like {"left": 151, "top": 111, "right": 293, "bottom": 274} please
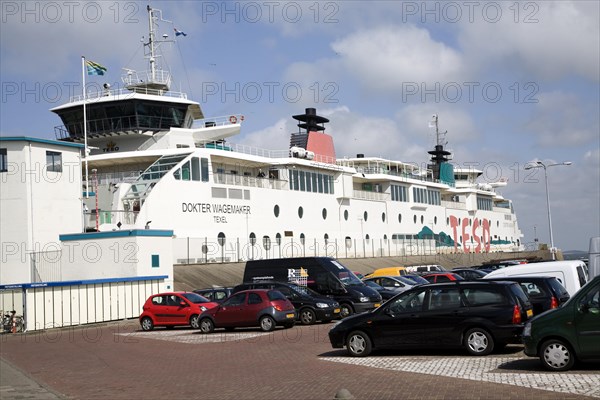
{"left": 578, "top": 302, "right": 590, "bottom": 313}
{"left": 179, "top": 301, "right": 188, "bottom": 307}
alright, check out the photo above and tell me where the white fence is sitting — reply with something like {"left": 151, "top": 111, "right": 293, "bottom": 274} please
{"left": 0, "top": 276, "right": 167, "bottom": 332}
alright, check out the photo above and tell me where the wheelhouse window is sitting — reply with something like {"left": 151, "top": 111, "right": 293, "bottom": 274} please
{"left": 46, "top": 151, "right": 62, "bottom": 172}
{"left": 0, "top": 148, "right": 7, "bottom": 172}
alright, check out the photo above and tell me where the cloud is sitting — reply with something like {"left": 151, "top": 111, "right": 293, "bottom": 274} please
{"left": 458, "top": 1, "right": 600, "bottom": 81}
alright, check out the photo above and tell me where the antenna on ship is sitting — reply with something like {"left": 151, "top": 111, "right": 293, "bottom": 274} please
{"left": 122, "top": 5, "right": 173, "bottom": 93}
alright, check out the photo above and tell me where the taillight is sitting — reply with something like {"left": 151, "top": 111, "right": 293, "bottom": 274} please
{"left": 273, "top": 303, "right": 283, "bottom": 311}
{"left": 550, "top": 296, "right": 559, "bottom": 309}
{"left": 512, "top": 305, "right": 522, "bottom": 324}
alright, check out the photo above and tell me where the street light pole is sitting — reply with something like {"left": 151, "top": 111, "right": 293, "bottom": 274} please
{"left": 525, "top": 161, "right": 572, "bottom": 260}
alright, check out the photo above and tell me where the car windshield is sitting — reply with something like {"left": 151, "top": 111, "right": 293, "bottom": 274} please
{"left": 330, "top": 261, "right": 363, "bottom": 286}
{"left": 181, "top": 292, "right": 211, "bottom": 304}
{"left": 547, "top": 278, "right": 570, "bottom": 298}
{"left": 364, "top": 280, "right": 384, "bottom": 289}
{"left": 403, "top": 275, "right": 429, "bottom": 285}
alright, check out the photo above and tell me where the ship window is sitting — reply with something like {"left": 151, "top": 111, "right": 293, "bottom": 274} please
{"left": 322, "top": 208, "right": 327, "bottom": 220}
{"left": 364, "top": 211, "right": 368, "bottom": 221}
{"left": 324, "top": 233, "right": 329, "bottom": 244}
{"left": 0, "top": 148, "right": 6, "bottom": 172}
{"left": 299, "top": 171, "right": 306, "bottom": 191}
{"left": 263, "top": 236, "right": 271, "bottom": 250}
{"left": 46, "top": 151, "right": 62, "bottom": 172}
{"left": 249, "top": 232, "right": 256, "bottom": 246}
{"left": 300, "top": 233, "right": 305, "bottom": 245}
{"left": 298, "top": 206, "right": 304, "bottom": 219}
{"left": 181, "top": 161, "right": 190, "bottom": 181}
{"left": 413, "top": 215, "right": 417, "bottom": 224}
{"left": 274, "top": 205, "right": 280, "bottom": 217}
{"left": 201, "top": 158, "right": 209, "bottom": 182}
{"left": 434, "top": 216, "right": 437, "bottom": 225}
{"left": 365, "top": 234, "right": 370, "bottom": 240}
{"left": 211, "top": 187, "right": 227, "bottom": 198}
{"left": 244, "top": 190, "right": 250, "bottom": 200}
{"left": 318, "top": 173, "right": 323, "bottom": 193}
{"left": 218, "top": 232, "right": 226, "bottom": 246}
{"left": 191, "top": 157, "right": 200, "bottom": 181}
{"left": 345, "top": 236, "right": 352, "bottom": 249}
{"left": 306, "top": 172, "right": 312, "bottom": 192}
{"left": 344, "top": 210, "right": 349, "bottom": 221}
{"left": 382, "top": 212, "right": 386, "bottom": 222}
{"left": 276, "top": 233, "right": 282, "bottom": 245}
{"left": 311, "top": 172, "right": 317, "bottom": 192}
{"left": 174, "top": 169, "right": 180, "bottom": 180}
{"left": 398, "top": 214, "right": 402, "bottom": 223}
{"left": 421, "top": 215, "right": 424, "bottom": 224}
{"left": 229, "top": 188, "right": 243, "bottom": 199}
{"left": 323, "top": 175, "right": 329, "bottom": 193}
{"left": 383, "top": 234, "right": 388, "bottom": 240}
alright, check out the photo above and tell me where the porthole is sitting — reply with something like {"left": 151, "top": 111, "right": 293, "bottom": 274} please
{"left": 420, "top": 215, "right": 424, "bottom": 224}
{"left": 345, "top": 236, "right": 352, "bottom": 249}
{"left": 383, "top": 234, "right": 388, "bottom": 240}
{"left": 434, "top": 216, "right": 437, "bottom": 225}
{"left": 364, "top": 211, "right": 368, "bottom": 221}
{"left": 263, "top": 236, "right": 271, "bottom": 250}
{"left": 298, "top": 206, "right": 303, "bottom": 219}
{"left": 344, "top": 210, "right": 349, "bottom": 221}
{"left": 497, "top": 221, "right": 499, "bottom": 227}
{"left": 413, "top": 215, "right": 417, "bottom": 224}
{"left": 447, "top": 217, "right": 450, "bottom": 226}
{"left": 324, "top": 233, "right": 329, "bottom": 244}
{"left": 274, "top": 204, "right": 280, "bottom": 217}
{"left": 202, "top": 244, "right": 208, "bottom": 254}
{"left": 322, "top": 208, "right": 327, "bottom": 220}
{"left": 276, "top": 233, "right": 282, "bottom": 245}
{"left": 381, "top": 212, "right": 386, "bottom": 222}
{"left": 365, "top": 234, "right": 370, "bottom": 240}
{"left": 218, "top": 232, "right": 226, "bottom": 246}
{"left": 398, "top": 214, "right": 402, "bottom": 223}
{"left": 300, "top": 233, "right": 305, "bottom": 245}
{"left": 249, "top": 232, "right": 256, "bottom": 246}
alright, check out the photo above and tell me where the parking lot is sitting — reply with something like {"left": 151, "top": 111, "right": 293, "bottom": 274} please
{"left": 1, "top": 320, "right": 598, "bottom": 399}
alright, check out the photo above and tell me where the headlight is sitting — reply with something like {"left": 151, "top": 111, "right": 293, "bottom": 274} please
{"left": 523, "top": 322, "right": 531, "bottom": 337}
{"left": 360, "top": 296, "right": 369, "bottom": 302}
{"left": 316, "top": 302, "right": 329, "bottom": 308}
{"left": 200, "top": 306, "right": 207, "bottom": 312}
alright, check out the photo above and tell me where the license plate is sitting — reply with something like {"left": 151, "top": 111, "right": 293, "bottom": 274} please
{"left": 374, "top": 303, "right": 381, "bottom": 308}
{"left": 334, "top": 308, "right": 340, "bottom": 314}
{"left": 286, "top": 313, "right": 295, "bottom": 319}
{"left": 526, "top": 309, "right": 533, "bottom": 318}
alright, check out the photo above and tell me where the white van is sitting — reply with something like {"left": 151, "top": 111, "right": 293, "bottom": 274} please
{"left": 405, "top": 264, "right": 446, "bottom": 274}
{"left": 483, "top": 260, "right": 589, "bottom": 296}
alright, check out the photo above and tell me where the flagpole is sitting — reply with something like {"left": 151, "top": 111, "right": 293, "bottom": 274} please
{"left": 82, "top": 56, "right": 89, "bottom": 199}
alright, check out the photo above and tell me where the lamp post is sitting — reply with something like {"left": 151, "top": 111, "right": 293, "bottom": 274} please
{"left": 525, "top": 161, "right": 572, "bottom": 260}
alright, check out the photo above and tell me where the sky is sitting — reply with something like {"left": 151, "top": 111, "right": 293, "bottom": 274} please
{"left": 1, "top": 0, "right": 599, "bottom": 251}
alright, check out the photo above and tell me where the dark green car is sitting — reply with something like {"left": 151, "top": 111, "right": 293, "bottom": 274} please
{"left": 523, "top": 275, "right": 600, "bottom": 371}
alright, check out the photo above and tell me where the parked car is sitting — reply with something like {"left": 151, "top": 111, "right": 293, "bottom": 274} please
{"left": 523, "top": 275, "right": 600, "bottom": 371}
{"left": 329, "top": 281, "right": 533, "bottom": 357}
{"left": 139, "top": 292, "right": 219, "bottom": 331}
{"left": 405, "top": 265, "right": 446, "bottom": 274}
{"left": 363, "top": 280, "right": 397, "bottom": 301}
{"left": 484, "top": 276, "right": 570, "bottom": 315}
{"left": 483, "top": 260, "right": 589, "bottom": 296}
{"left": 363, "top": 266, "right": 407, "bottom": 279}
{"left": 193, "top": 287, "right": 234, "bottom": 303}
{"left": 232, "top": 281, "right": 340, "bottom": 325}
{"left": 402, "top": 274, "right": 429, "bottom": 285}
{"left": 452, "top": 268, "right": 488, "bottom": 281}
{"left": 475, "top": 260, "right": 524, "bottom": 274}
{"left": 422, "top": 273, "right": 464, "bottom": 283}
{"left": 363, "top": 276, "right": 416, "bottom": 293}
{"left": 198, "top": 289, "right": 297, "bottom": 333}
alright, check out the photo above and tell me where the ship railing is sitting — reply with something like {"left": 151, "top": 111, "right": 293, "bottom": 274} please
{"left": 192, "top": 115, "right": 244, "bottom": 129}
{"left": 213, "top": 173, "right": 288, "bottom": 190}
{"left": 95, "top": 171, "right": 141, "bottom": 185}
{"left": 122, "top": 69, "right": 172, "bottom": 88}
{"left": 493, "top": 206, "right": 512, "bottom": 214}
{"left": 84, "top": 210, "right": 139, "bottom": 229}
{"left": 69, "top": 86, "right": 187, "bottom": 103}
{"left": 353, "top": 189, "right": 390, "bottom": 201}
{"left": 441, "top": 200, "right": 467, "bottom": 210}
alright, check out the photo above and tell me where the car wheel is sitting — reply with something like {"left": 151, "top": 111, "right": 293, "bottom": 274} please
{"left": 464, "top": 328, "right": 494, "bottom": 356}
{"left": 140, "top": 317, "right": 154, "bottom": 331}
{"left": 199, "top": 318, "right": 214, "bottom": 334}
{"left": 540, "top": 339, "right": 575, "bottom": 371}
{"left": 190, "top": 314, "right": 200, "bottom": 329}
{"left": 339, "top": 303, "right": 354, "bottom": 318}
{"left": 346, "top": 331, "right": 372, "bottom": 357}
{"left": 300, "top": 308, "right": 316, "bottom": 325}
{"left": 259, "top": 316, "right": 276, "bottom": 332}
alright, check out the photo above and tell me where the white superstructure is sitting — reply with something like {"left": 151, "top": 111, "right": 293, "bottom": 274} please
{"left": 48, "top": 6, "right": 523, "bottom": 264}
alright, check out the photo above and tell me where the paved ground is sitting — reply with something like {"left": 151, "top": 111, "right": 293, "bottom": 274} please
{"left": 1, "top": 320, "right": 598, "bottom": 400}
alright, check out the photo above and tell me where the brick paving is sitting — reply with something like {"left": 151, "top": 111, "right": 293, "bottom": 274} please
{"left": 0, "top": 320, "right": 598, "bottom": 400}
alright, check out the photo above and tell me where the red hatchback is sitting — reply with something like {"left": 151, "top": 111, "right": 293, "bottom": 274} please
{"left": 198, "top": 289, "right": 296, "bottom": 333}
{"left": 140, "top": 292, "right": 219, "bottom": 331}
{"left": 423, "top": 273, "right": 465, "bottom": 283}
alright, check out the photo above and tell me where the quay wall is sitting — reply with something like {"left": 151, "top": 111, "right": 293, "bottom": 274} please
{"left": 174, "top": 249, "right": 554, "bottom": 291}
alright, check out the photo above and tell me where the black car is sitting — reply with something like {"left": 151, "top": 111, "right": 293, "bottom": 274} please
{"left": 483, "top": 276, "right": 570, "bottom": 315}
{"left": 329, "top": 281, "right": 534, "bottom": 357}
{"left": 363, "top": 280, "right": 397, "bottom": 301}
{"left": 193, "top": 287, "right": 234, "bottom": 303}
{"left": 452, "top": 269, "right": 488, "bottom": 280}
{"left": 233, "top": 281, "right": 340, "bottom": 325}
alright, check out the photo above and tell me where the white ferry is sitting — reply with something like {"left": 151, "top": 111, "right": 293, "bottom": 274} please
{"left": 52, "top": 6, "right": 524, "bottom": 264}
